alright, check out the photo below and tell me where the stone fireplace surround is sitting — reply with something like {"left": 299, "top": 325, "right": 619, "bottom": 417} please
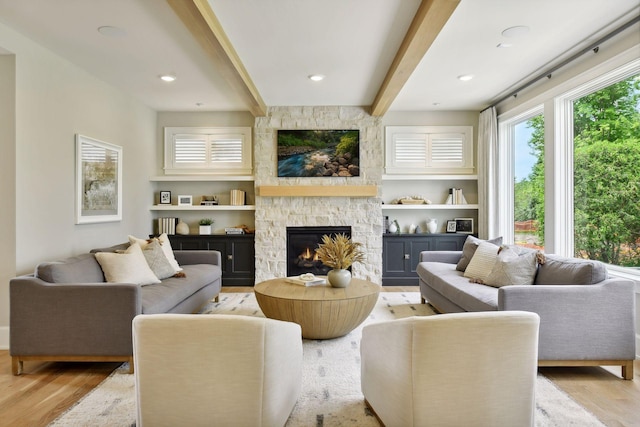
{"left": 254, "top": 106, "right": 383, "bottom": 284}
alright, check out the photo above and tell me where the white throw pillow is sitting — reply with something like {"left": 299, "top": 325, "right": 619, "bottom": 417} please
{"left": 484, "top": 247, "right": 539, "bottom": 287}
{"left": 463, "top": 241, "right": 500, "bottom": 282}
{"left": 142, "top": 239, "right": 178, "bottom": 280}
{"left": 95, "top": 243, "right": 161, "bottom": 286}
{"left": 128, "top": 233, "right": 182, "bottom": 272}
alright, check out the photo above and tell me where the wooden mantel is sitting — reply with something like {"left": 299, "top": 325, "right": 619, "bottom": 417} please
{"left": 258, "top": 185, "right": 377, "bottom": 197}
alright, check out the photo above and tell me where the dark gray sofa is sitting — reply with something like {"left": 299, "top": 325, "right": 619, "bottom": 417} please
{"left": 10, "top": 244, "right": 222, "bottom": 375}
{"left": 417, "top": 249, "right": 636, "bottom": 380}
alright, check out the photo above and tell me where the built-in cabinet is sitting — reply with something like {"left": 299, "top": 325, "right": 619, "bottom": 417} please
{"left": 382, "top": 233, "right": 468, "bottom": 285}
{"left": 167, "top": 234, "right": 255, "bottom": 286}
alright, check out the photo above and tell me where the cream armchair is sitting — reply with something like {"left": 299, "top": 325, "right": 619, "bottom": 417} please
{"left": 133, "top": 314, "right": 302, "bottom": 427}
{"left": 361, "top": 311, "right": 540, "bottom": 427}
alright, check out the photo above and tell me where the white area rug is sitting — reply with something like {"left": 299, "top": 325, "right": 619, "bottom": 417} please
{"left": 50, "top": 292, "right": 605, "bottom": 427}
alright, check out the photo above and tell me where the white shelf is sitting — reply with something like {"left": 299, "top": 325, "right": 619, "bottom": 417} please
{"left": 382, "top": 174, "right": 477, "bottom": 181}
{"left": 382, "top": 204, "right": 478, "bottom": 210}
{"left": 150, "top": 205, "right": 255, "bottom": 211}
{"left": 150, "top": 175, "right": 255, "bottom": 182}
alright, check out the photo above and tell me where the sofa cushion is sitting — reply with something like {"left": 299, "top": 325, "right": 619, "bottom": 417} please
{"left": 35, "top": 253, "right": 106, "bottom": 283}
{"left": 95, "top": 243, "right": 161, "bottom": 286}
{"left": 484, "top": 247, "right": 539, "bottom": 287}
{"left": 141, "top": 264, "right": 222, "bottom": 314}
{"left": 535, "top": 255, "right": 607, "bottom": 285}
{"left": 417, "top": 262, "right": 498, "bottom": 311}
{"left": 129, "top": 233, "right": 182, "bottom": 273}
{"left": 456, "top": 236, "right": 503, "bottom": 272}
{"left": 142, "top": 240, "right": 178, "bottom": 280}
{"left": 463, "top": 241, "right": 500, "bottom": 282}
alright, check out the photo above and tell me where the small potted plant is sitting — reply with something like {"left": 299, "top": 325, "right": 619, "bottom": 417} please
{"left": 315, "top": 233, "right": 365, "bottom": 288}
{"left": 199, "top": 218, "right": 214, "bottom": 235}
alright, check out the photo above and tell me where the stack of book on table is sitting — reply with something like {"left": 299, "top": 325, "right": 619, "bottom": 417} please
{"left": 225, "top": 227, "right": 245, "bottom": 235}
{"left": 157, "top": 217, "right": 178, "bottom": 235}
{"left": 285, "top": 274, "right": 327, "bottom": 286}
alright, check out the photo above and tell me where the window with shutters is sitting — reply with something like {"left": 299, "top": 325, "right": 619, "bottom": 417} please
{"left": 164, "top": 127, "right": 252, "bottom": 175}
{"left": 385, "top": 126, "right": 474, "bottom": 174}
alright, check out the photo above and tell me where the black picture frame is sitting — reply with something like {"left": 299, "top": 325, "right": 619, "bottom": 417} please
{"left": 446, "top": 220, "right": 457, "bottom": 233}
{"left": 159, "top": 191, "right": 171, "bottom": 205}
{"left": 455, "top": 218, "right": 474, "bottom": 234}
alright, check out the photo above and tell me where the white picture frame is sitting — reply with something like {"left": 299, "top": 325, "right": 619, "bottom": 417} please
{"left": 177, "top": 195, "right": 193, "bottom": 206}
{"left": 75, "top": 134, "right": 122, "bottom": 224}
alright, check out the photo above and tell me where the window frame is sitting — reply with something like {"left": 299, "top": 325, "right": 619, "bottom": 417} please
{"left": 164, "top": 127, "right": 252, "bottom": 175}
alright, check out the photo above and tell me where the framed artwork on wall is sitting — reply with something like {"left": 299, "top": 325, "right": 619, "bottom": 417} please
{"left": 75, "top": 134, "right": 122, "bottom": 224}
{"left": 276, "top": 129, "right": 360, "bottom": 177}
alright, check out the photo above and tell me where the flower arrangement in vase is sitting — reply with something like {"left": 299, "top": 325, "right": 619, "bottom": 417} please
{"left": 315, "top": 233, "right": 365, "bottom": 288}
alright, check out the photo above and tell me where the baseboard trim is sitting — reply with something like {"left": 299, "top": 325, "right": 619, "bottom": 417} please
{"left": 0, "top": 326, "right": 9, "bottom": 350}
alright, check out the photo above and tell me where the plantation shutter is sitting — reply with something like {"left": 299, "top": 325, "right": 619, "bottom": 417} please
{"left": 174, "top": 135, "right": 207, "bottom": 165}
{"left": 210, "top": 138, "right": 243, "bottom": 163}
{"left": 429, "top": 133, "right": 464, "bottom": 167}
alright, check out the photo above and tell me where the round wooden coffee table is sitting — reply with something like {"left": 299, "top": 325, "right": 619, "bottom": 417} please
{"left": 254, "top": 277, "right": 381, "bottom": 339}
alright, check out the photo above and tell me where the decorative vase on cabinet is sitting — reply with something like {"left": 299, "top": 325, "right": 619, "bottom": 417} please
{"left": 426, "top": 218, "right": 438, "bottom": 234}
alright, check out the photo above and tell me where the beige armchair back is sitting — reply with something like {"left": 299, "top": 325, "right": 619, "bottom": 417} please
{"left": 133, "top": 314, "right": 302, "bottom": 427}
{"left": 361, "top": 311, "right": 540, "bottom": 427}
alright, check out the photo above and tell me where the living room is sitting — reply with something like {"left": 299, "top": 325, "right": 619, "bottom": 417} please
{"left": 1, "top": 0, "right": 639, "bottom": 425}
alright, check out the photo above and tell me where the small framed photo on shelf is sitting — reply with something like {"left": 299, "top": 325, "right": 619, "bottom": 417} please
{"left": 455, "top": 218, "right": 474, "bottom": 234}
{"left": 159, "top": 191, "right": 171, "bottom": 205}
{"left": 177, "top": 195, "right": 193, "bottom": 206}
{"left": 446, "top": 220, "right": 457, "bottom": 233}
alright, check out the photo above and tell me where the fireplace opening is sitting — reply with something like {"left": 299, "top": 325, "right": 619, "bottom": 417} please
{"left": 286, "top": 226, "right": 351, "bottom": 277}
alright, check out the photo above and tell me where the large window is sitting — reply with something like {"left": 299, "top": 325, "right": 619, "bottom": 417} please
{"left": 572, "top": 74, "right": 640, "bottom": 267}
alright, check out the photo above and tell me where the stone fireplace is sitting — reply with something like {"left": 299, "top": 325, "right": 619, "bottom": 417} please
{"left": 253, "top": 106, "right": 383, "bottom": 284}
{"left": 286, "top": 226, "right": 351, "bottom": 277}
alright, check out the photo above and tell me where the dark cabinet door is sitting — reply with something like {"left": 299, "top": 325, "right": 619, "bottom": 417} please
{"left": 382, "top": 233, "right": 468, "bottom": 286}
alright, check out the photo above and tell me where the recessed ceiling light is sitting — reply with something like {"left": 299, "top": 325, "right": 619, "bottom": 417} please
{"left": 502, "top": 25, "right": 530, "bottom": 38}
{"left": 160, "top": 74, "right": 176, "bottom": 82}
{"left": 457, "top": 74, "right": 474, "bottom": 82}
{"left": 308, "top": 74, "right": 325, "bottom": 82}
{"left": 97, "top": 26, "right": 127, "bottom": 37}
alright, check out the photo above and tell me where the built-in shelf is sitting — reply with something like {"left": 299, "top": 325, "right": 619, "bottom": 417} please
{"left": 382, "top": 204, "right": 479, "bottom": 210}
{"left": 382, "top": 174, "right": 478, "bottom": 181}
{"left": 149, "top": 175, "right": 255, "bottom": 182}
{"left": 258, "top": 185, "right": 377, "bottom": 197}
{"left": 150, "top": 205, "right": 255, "bottom": 211}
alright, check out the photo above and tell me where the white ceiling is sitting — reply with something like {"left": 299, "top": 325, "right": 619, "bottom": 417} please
{"left": 0, "top": 0, "right": 637, "bottom": 113}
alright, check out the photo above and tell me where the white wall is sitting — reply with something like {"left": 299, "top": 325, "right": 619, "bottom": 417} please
{"left": 0, "top": 54, "right": 16, "bottom": 347}
{"left": 0, "top": 22, "right": 158, "bottom": 349}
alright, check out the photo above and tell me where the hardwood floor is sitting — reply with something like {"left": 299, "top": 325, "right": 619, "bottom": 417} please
{"left": 1, "top": 286, "right": 638, "bottom": 427}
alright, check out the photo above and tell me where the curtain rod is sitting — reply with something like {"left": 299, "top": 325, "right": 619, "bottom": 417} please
{"left": 490, "top": 14, "right": 640, "bottom": 108}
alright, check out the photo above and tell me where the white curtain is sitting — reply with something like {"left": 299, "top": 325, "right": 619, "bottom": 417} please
{"left": 477, "top": 107, "right": 499, "bottom": 239}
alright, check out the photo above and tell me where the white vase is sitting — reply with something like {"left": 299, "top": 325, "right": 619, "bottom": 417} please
{"left": 388, "top": 221, "right": 398, "bottom": 234}
{"left": 176, "top": 220, "right": 189, "bottom": 235}
{"left": 327, "top": 269, "right": 351, "bottom": 288}
{"left": 199, "top": 225, "right": 212, "bottom": 235}
{"left": 426, "top": 218, "right": 438, "bottom": 234}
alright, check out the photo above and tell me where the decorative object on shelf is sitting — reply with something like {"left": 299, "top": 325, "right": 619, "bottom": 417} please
{"left": 409, "top": 223, "right": 417, "bottom": 233}
{"left": 277, "top": 129, "right": 360, "bottom": 177}
{"left": 315, "top": 233, "right": 365, "bottom": 288}
{"left": 225, "top": 227, "right": 245, "bottom": 235}
{"left": 446, "top": 220, "right": 457, "bottom": 233}
{"left": 391, "top": 195, "right": 431, "bottom": 205}
{"left": 426, "top": 218, "right": 438, "bottom": 234}
{"left": 157, "top": 217, "right": 178, "bottom": 235}
{"left": 230, "top": 189, "right": 246, "bottom": 205}
{"left": 176, "top": 220, "right": 189, "bottom": 235}
{"left": 415, "top": 225, "right": 422, "bottom": 233}
{"left": 445, "top": 188, "right": 467, "bottom": 205}
{"left": 159, "top": 191, "right": 171, "bottom": 205}
{"left": 388, "top": 219, "right": 399, "bottom": 234}
{"left": 177, "top": 195, "right": 192, "bottom": 206}
{"left": 199, "top": 218, "right": 214, "bottom": 235}
{"left": 75, "top": 134, "right": 122, "bottom": 224}
{"left": 200, "top": 195, "right": 218, "bottom": 206}
{"left": 455, "top": 217, "right": 474, "bottom": 234}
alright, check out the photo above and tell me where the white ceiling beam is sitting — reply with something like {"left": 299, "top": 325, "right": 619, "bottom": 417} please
{"left": 370, "top": 0, "right": 460, "bottom": 117}
{"left": 167, "top": 0, "right": 267, "bottom": 117}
